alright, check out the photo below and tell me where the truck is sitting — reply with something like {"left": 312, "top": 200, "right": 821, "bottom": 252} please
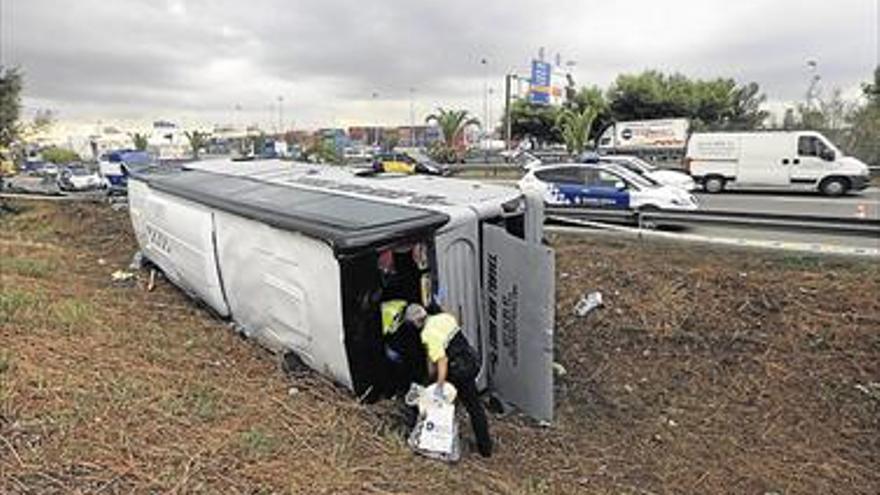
{"left": 685, "top": 131, "right": 871, "bottom": 196}
{"left": 597, "top": 118, "right": 690, "bottom": 164}
{"left": 127, "top": 159, "right": 556, "bottom": 422}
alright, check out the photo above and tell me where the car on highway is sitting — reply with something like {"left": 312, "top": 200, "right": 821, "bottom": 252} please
{"left": 519, "top": 162, "right": 699, "bottom": 211}
{"left": 600, "top": 154, "right": 697, "bottom": 191}
{"left": 57, "top": 165, "right": 104, "bottom": 191}
{"left": 372, "top": 150, "right": 448, "bottom": 175}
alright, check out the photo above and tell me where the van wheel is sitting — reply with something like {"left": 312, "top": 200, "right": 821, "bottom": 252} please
{"left": 703, "top": 176, "right": 725, "bottom": 193}
{"left": 819, "top": 177, "right": 849, "bottom": 197}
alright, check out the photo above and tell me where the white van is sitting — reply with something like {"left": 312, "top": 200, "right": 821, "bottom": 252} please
{"left": 128, "top": 159, "right": 555, "bottom": 422}
{"left": 686, "top": 131, "right": 870, "bottom": 196}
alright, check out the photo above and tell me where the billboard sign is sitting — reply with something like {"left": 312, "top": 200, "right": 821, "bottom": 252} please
{"left": 528, "top": 60, "right": 551, "bottom": 105}
{"left": 529, "top": 60, "right": 567, "bottom": 106}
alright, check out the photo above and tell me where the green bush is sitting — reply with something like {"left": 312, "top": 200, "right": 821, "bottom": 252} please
{"left": 41, "top": 146, "right": 80, "bottom": 164}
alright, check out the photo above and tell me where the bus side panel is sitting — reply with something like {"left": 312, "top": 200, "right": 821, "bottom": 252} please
{"left": 213, "top": 210, "right": 352, "bottom": 390}
{"left": 128, "top": 180, "right": 230, "bottom": 316}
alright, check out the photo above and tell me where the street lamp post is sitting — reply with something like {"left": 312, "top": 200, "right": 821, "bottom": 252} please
{"left": 409, "top": 87, "right": 416, "bottom": 147}
{"left": 480, "top": 58, "right": 489, "bottom": 132}
{"left": 277, "top": 95, "right": 284, "bottom": 135}
{"left": 504, "top": 74, "right": 516, "bottom": 152}
{"left": 371, "top": 92, "right": 380, "bottom": 147}
{"left": 806, "top": 59, "right": 821, "bottom": 109}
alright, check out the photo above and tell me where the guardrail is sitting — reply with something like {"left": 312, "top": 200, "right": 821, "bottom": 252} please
{"left": 546, "top": 206, "right": 880, "bottom": 237}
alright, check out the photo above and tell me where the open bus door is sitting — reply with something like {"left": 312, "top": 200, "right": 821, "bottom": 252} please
{"left": 482, "top": 193, "right": 555, "bottom": 423}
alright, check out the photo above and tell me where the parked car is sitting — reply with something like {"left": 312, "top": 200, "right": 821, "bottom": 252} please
{"left": 686, "top": 131, "right": 870, "bottom": 196}
{"left": 500, "top": 149, "right": 544, "bottom": 171}
{"left": 372, "top": 150, "right": 447, "bottom": 175}
{"left": 519, "top": 162, "right": 699, "bottom": 211}
{"left": 99, "top": 149, "right": 154, "bottom": 194}
{"left": 57, "top": 165, "right": 104, "bottom": 191}
{"left": 600, "top": 155, "right": 697, "bottom": 191}
{"left": 40, "top": 163, "right": 60, "bottom": 177}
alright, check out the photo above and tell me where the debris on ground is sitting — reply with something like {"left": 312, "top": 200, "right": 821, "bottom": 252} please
{"left": 573, "top": 291, "right": 603, "bottom": 316}
{"left": 552, "top": 362, "right": 567, "bottom": 377}
{"left": 110, "top": 269, "right": 136, "bottom": 284}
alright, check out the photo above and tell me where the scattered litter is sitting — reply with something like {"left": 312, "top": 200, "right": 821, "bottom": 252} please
{"left": 405, "top": 382, "right": 461, "bottom": 462}
{"left": 288, "top": 387, "right": 300, "bottom": 397}
{"left": 97, "top": 258, "right": 106, "bottom": 266}
{"left": 623, "top": 384, "right": 634, "bottom": 393}
{"left": 109, "top": 198, "right": 129, "bottom": 211}
{"left": 854, "top": 382, "right": 880, "bottom": 401}
{"left": 111, "top": 270, "right": 136, "bottom": 285}
{"left": 552, "top": 362, "right": 567, "bottom": 377}
{"left": 573, "top": 291, "right": 603, "bottom": 317}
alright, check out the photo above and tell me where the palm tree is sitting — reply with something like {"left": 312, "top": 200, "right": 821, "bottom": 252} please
{"left": 555, "top": 106, "right": 599, "bottom": 156}
{"left": 130, "top": 132, "right": 148, "bottom": 151}
{"left": 184, "top": 130, "right": 206, "bottom": 160}
{"left": 425, "top": 108, "right": 479, "bottom": 163}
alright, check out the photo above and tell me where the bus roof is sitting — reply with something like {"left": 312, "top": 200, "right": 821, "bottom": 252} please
{"left": 131, "top": 166, "right": 450, "bottom": 254}
{"left": 185, "top": 158, "right": 523, "bottom": 217}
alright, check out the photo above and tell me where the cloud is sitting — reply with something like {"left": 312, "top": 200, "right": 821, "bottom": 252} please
{"left": 2, "top": 0, "right": 877, "bottom": 128}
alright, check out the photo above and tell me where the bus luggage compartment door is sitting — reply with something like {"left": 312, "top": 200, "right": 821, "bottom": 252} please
{"left": 481, "top": 223, "right": 555, "bottom": 423}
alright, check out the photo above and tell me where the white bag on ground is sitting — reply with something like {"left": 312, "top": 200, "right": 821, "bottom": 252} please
{"left": 405, "top": 383, "right": 461, "bottom": 462}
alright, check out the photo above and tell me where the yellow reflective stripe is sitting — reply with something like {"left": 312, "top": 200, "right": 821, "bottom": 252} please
{"left": 381, "top": 299, "right": 407, "bottom": 336}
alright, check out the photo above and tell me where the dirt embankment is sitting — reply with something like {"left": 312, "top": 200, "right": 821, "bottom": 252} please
{"left": 1, "top": 200, "right": 878, "bottom": 494}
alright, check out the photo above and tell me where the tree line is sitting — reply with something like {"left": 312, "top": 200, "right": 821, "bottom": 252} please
{"left": 507, "top": 68, "right": 880, "bottom": 165}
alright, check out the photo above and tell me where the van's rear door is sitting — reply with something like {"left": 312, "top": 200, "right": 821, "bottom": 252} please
{"left": 481, "top": 223, "right": 555, "bottom": 423}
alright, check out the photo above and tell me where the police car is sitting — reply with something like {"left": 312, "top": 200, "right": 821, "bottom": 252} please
{"left": 601, "top": 155, "right": 697, "bottom": 191}
{"left": 519, "top": 161, "right": 699, "bottom": 211}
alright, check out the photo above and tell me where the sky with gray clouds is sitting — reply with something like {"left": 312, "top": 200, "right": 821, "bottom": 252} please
{"left": 1, "top": 0, "right": 878, "bottom": 129}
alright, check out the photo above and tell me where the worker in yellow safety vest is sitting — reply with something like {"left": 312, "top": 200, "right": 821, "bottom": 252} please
{"left": 381, "top": 299, "right": 425, "bottom": 397}
{"left": 404, "top": 304, "right": 492, "bottom": 457}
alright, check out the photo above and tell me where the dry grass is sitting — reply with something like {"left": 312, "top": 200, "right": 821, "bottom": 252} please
{"left": 1, "top": 200, "right": 878, "bottom": 494}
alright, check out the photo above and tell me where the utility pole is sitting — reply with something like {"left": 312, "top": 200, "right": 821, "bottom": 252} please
{"left": 480, "top": 58, "right": 489, "bottom": 137}
{"left": 277, "top": 95, "right": 284, "bottom": 135}
{"left": 409, "top": 87, "right": 416, "bottom": 147}
{"left": 371, "top": 92, "right": 380, "bottom": 147}
{"left": 504, "top": 74, "right": 514, "bottom": 151}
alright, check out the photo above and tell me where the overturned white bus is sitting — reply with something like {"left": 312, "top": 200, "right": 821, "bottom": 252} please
{"left": 127, "top": 160, "right": 555, "bottom": 422}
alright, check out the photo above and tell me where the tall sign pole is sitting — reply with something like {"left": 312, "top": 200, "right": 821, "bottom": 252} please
{"left": 504, "top": 74, "right": 513, "bottom": 151}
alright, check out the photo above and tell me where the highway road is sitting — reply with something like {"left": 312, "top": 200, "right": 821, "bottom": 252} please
{"left": 694, "top": 188, "right": 880, "bottom": 220}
